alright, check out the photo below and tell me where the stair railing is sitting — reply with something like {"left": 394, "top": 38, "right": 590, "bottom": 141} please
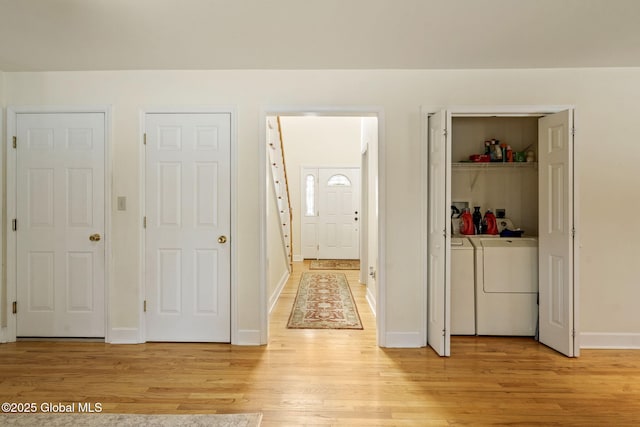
{"left": 267, "top": 116, "right": 293, "bottom": 270}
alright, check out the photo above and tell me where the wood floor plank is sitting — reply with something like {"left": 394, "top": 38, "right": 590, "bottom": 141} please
{"left": 1, "top": 261, "right": 640, "bottom": 425}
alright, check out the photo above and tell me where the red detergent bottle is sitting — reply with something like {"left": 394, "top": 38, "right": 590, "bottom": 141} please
{"left": 483, "top": 210, "right": 498, "bottom": 235}
{"left": 460, "top": 208, "right": 475, "bottom": 235}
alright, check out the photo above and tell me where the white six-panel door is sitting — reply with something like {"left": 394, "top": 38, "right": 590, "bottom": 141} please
{"left": 145, "top": 113, "right": 231, "bottom": 342}
{"left": 538, "top": 110, "right": 576, "bottom": 357}
{"left": 318, "top": 168, "right": 360, "bottom": 259}
{"left": 426, "top": 111, "right": 451, "bottom": 356}
{"left": 16, "top": 113, "right": 106, "bottom": 337}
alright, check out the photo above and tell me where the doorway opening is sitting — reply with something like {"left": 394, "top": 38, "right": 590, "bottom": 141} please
{"left": 260, "top": 109, "right": 384, "bottom": 345}
{"left": 423, "top": 106, "right": 579, "bottom": 357}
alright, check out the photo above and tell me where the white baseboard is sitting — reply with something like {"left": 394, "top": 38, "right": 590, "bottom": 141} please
{"left": 108, "top": 327, "right": 142, "bottom": 344}
{"left": 0, "top": 327, "right": 10, "bottom": 343}
{"left": 366, "top": 286, "right": 376, "bottom": 318}
{"left": 384, "top": 331, "right": 422, "bottom": 348}
{"left": 580, "top": 332, "right": 640, "bottom": 349}
{"left": 269, "top": 270, "right": 290, "bottom": 314}
{"left": 234, "top": 329, "right": 262, "bottom": 345}
{"left": 293, "top": 254, "right": 303, "bottom": 262}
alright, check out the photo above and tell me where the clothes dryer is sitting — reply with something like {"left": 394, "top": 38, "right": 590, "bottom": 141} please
{"left": 469, "top": 237, "right": 538, "bottom": 336}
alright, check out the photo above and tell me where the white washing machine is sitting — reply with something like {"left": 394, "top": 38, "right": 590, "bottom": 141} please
{"left": 468, "top": 236, "right": 538, "bottom": 336}
{"left": 450, "top": 236, "right": 475, "bottom": 335}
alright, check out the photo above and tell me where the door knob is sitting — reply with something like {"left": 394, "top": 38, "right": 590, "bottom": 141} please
{"left": 89, "top": 233, "right": 101, "bottom": 242}
{"left": 218, "top": 235, "right": 227, "bottom": 244}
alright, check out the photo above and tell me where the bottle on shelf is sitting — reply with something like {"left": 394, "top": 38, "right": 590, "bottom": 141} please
{"left": 506, "top": 145, "right": 513, "bottom": 162}
{"left": 492, "top": 140, "right": 502, "bottom": 161}
{"left": 483, "top": 210, "right": 499, "bottom": 235}
{"left": 460, "top": 208, "right": 475, "bottom": 235}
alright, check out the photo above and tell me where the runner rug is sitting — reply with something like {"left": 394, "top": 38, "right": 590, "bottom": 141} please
{"left": 287, "top": 272, "right": 363, "bottom": 329}
{"left": 309, "top": 259, "right": 360, "bottom": 270}
{"left": 0, "top": 413, "right": 262, "bottom": 426}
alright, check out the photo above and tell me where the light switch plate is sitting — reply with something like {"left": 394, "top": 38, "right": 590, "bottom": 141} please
{"left": 117, "top": 196, "right": 127, "bottom": 211}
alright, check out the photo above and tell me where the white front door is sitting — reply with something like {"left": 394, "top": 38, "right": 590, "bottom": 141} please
{"left": 16, "top": 112, "right": 106, "bottom": 337}
{"left": 318, "top": 168, "right": 360, "bottom": 259}
{"left": 538, "top": 110, "right": 577, "bottom": 357}
{"left": 426, "top": 110, "right": 451, "bottom": 356}
{"left": 145, "top": 113, "right": 231, "bottom": 342}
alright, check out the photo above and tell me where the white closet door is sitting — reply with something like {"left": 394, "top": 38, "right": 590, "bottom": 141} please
{"left": 16, "top": 112, "right": 106, "bottom": 337}
{"left": 426, "top": 110, "right": 451, "bottom": 357}
{"left": 318, "top": 168, "right": 360, "bottom": 260}
{"left": 538, "top": 110, "right": 577, "bottom": 357}
{"left": 145, "top": 113, "right": 231, "bottom": 342}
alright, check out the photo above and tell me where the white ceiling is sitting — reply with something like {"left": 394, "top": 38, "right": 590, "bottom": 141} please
{"left": 1, "top": 0, "right": 640, "bottom": 71}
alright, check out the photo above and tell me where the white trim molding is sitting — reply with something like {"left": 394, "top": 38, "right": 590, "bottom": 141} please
{"left": 269, "top": 270, "right": 290, "bottom": 315}
{"left": 580, "top": 333, "right": 640, "bottom": 349}
{"left": 235, "top": 330, "right": 262, "bottom": 346}
{"left": 109, "top": 328, "right": 143, "bottom": 344}
{"left": 366, "top": 286, "right": 376, "bottom": 318}
{"left": 385, "top": 332, "right": 423, "bottom": 348}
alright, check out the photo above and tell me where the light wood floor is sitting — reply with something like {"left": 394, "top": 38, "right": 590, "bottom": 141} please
{"left": 1, "top": 261, "right": 640, "bottom": 425}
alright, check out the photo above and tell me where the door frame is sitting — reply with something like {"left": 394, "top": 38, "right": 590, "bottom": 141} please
{"left": 139, "top": 107, "right": 237, "bottom": 344}
{"left": 360, "top": 149, "right": 369, "bottom": 285}
{"left": 259, "top": 106, "right": 386, "bottom": 346}
{"left": 420, "top": 104, "right": 580, "bottom": 356}
{"left": 5, "top": 105, "right": 113, "bottom": 342}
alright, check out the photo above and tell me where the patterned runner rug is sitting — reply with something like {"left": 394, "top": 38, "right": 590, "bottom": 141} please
{"left": 309, "top": 259, "right": 360, "bottom": 270}
{"left": 287, "top": 272, "right": 363, "bottom": 329}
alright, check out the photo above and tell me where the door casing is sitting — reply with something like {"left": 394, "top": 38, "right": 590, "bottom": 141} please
{"left": 5, "top": 106, "right": 112, "bottom": 343}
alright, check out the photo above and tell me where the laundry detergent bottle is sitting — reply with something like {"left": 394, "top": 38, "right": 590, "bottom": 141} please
{"left": 460, "top": 208, "right": 475, "bottom": 235}
{"left": 483, "top": 210, "right": 498, "bottom": 235}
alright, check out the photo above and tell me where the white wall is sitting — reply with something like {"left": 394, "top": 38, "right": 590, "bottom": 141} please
{"left": 278, "top": 116, "right": 362, "bottom": 261}
{"left": 2, "top": 68, "right": 640, "bottom": 346}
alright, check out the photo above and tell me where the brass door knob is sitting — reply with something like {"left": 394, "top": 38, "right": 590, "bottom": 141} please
{"left": 89, "top": 233, "right": 101, "bottom": 242}
{"left": 218, "top": 235, "right": 227, "bottom": 244}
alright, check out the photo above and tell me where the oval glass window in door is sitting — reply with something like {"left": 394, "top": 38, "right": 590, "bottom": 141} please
{"left": 327, "top": 174, "right": 351, "bottom": 187}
